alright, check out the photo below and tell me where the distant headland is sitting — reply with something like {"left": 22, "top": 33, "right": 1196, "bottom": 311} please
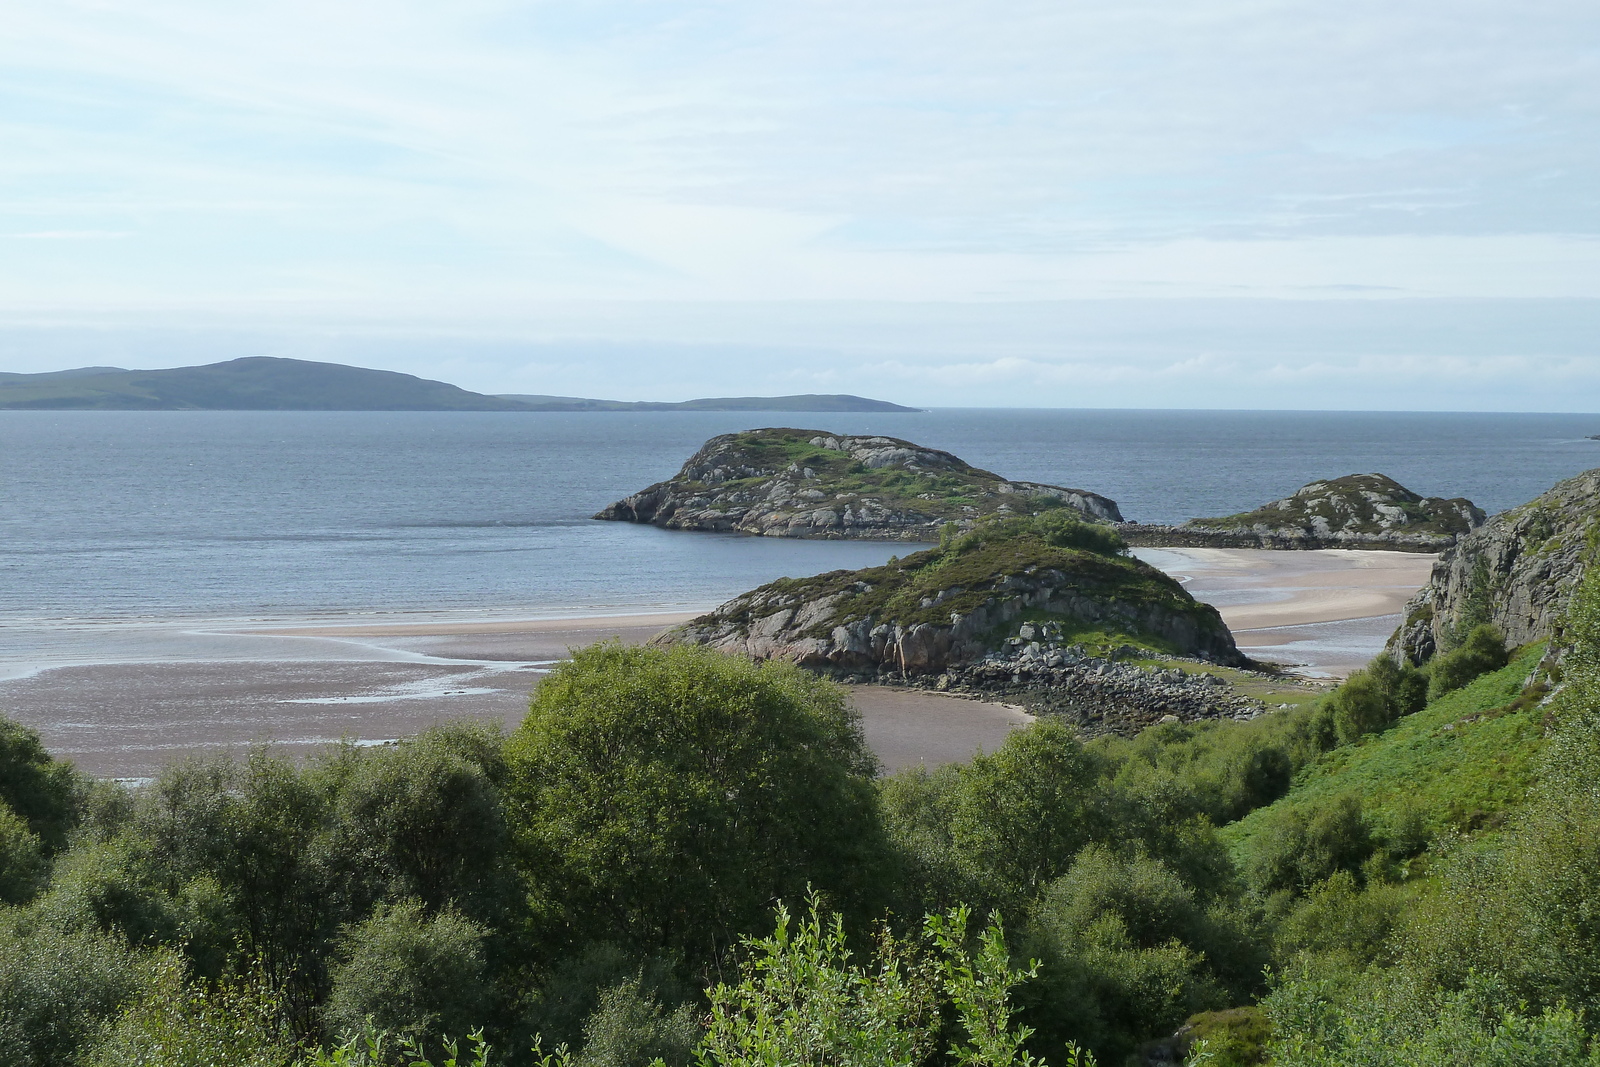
{"left": 0, "top": 356, "right": 917, "bottom": 412}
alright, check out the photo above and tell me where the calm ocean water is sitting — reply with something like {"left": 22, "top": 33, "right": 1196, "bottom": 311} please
{"left": 2, "top": 409, "right": 1597, "bottom": 674}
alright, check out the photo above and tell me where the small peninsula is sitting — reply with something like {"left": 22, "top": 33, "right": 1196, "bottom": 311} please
{"left": 595, "top": 428, "right": 1122, "bottom": 540}
{"left": 1117, "top": 472, "right": 1484, "bottom": 552}
{"left": 659, "top": 513, "right": 1259, "bottom": 734}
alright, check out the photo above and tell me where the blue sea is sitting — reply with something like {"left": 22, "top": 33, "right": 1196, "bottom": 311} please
{"left": 2, "top": 408, "right": 1597, "bottom": 676}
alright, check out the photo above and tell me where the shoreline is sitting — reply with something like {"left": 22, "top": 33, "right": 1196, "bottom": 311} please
{"left": 0, "top": 547, "right": 1435, "bottom": 778}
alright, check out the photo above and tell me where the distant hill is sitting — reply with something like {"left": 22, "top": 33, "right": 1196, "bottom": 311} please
{"left": 0, "top": 358, "right": 918, "bottom": 412}
{"left": 0, "top": 357, "right": 529, "bottom": 411}
{"left": 495, "top": 393, "right": 920, "bottom": 412}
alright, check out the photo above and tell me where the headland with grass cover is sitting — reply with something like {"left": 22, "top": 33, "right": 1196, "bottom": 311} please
{"left": 595, "top": 427, "right": 1121, "bottom": 540}
{"left": 659, "top": 513, "right": 1268, "bottom": 734}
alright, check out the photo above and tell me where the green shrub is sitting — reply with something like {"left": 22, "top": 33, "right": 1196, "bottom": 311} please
{"left": 84, "top": 952, "right": 291, "bottom": 1067}
{"left": 1019, "top": 847, "right": 1241, "bottom": 1061}
{"left": 1243, "top": 794, "right": 1372, "bottom": 898}
{"left": 1427, "top": 624, "right": 1508, "bottom": 700}
{"left": 1030, "top": 511, "right": 1126, "bottom": 556}
{"left": 948, "top": 720, "right": 1102, "bottom": 910}
{"left": 697, "top": 896, "right": 1078, "bottom": 1067}
{"left": 324, "top": 733, "right": 508, "bottom": 919}
{"left": 1327, "top": 673, "right": 1390, "bottom": 746}
{"left": 1181, "top": 1006, "right": 1271, "bottom": 1067}
{"left": 504, "top": 643, "right": 885, "bottom": 964}
{"left": 324, "top": 900, "right": 489, "bottom": 1047}
{"left": 1327, "top": 656, "right": 1430, "bottom": 746}
{"left": 0, "top": 910, "right": 150, "bottom": 1067}
{"left": 0, "top": 716, "right": 82, "bottom": 851}
{"left": 1271, "top": 871, "right": 1407, "bottom": 969}
{"left": 572, "top": 976, "right": 696, "bottom": 1067}
{"left": 0, "top": 804, "right": 45, "bottom": 904}
{"left": 1265, "top": 970, "right": 1600, "bottom": 1066}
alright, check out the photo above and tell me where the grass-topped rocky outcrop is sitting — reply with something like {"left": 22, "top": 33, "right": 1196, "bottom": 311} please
{"left": 1118, "top": 473, "right": 1483, "bottom": 552}
{"left": 595, "top": 428, "right": 1121, "bottom": 540}
{"left": 658, "top": 514, "right": 1262, "bottom": 734}
{"left": 1392, "top": 465, "right": 1599, "bottom": 664}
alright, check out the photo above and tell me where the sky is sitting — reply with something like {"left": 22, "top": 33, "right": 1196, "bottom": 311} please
{"left": 1, "top": 1, "right": 1598, "bottom": 409}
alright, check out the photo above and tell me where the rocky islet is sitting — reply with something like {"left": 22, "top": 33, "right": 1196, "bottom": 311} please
{"left": 1118, "top": 472, "right": 1484, "bottom": 552}
{"left": 595, "top": 428, "right": 1122, "bottom": 540}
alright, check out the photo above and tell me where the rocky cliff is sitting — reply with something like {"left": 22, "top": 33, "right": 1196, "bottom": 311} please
{"left": 1391, "top": 467, "right": 1599, "bottom": 664}
{"left": 595, "top": 429, "right": 1121, "bottom": 540}
{"left": 1119, "top": 473, "right": 1484, "bottom": 552}
{"left": 655, "top": 515, "right": 1245, "bottom": 676}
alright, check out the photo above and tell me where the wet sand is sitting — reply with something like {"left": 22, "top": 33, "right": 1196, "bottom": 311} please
{"left": 0, "top": 548, "right": 1434, "bottom": 778}
{"left": 1135, "top": 547, "right": 1436, "bottom": 677}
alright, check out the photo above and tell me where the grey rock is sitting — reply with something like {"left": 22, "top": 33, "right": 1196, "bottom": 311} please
{"left": 1392, "top": 467, "right": 1599, "bottom": 663}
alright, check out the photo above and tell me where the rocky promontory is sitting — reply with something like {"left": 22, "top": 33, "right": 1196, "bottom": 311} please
{"left": 595, "top": 429, "right": 1121, "bottom": 540}
{"left": 1117, "top": 473, "right": 1484, "bottom": 552}
{"left": 658, "top": 513, "right": 1243, "bottom": 670}
{"left": 1391, "top": 466, "right": 1599, "bottom": 664}
{"left": 657, "top": 514, "right": 1258, "bottom": 735}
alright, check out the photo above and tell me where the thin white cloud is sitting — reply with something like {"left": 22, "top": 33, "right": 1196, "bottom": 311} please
{"left": 10, "top": 230, "right": 132, "bottom": 239}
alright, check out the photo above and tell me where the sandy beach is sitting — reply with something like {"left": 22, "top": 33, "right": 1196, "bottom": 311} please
{"left": 1135, "top": 547, "right": 1436, "bottom": 676}
{"left": 0, "top": 548, "right": 1434, "bottom": 779}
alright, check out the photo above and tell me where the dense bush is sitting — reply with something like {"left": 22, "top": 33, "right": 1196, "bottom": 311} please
{"left": 0, "top": 717, "right": 83, "bottom": 851}
{"left": 1426, "top": 623, "right": 1508, "bottom": 700}
{"left": 0, "top": 804, "right": 45, "bottom": 904}
{"left": 0, "top": 911, "right": 151, "bottom": 1067}
{"left": 1242, "top": 793, "right": 1373, "bottom": 899}
{"left": 503, "top": 643, "right": 887, "bottom": 967}
{"left": 84, "top": 954, "right": 290, "bottom": 1067}
{"left": 1326, "top": 655, "right": 1428, "bottom": 745}
{"left": 324, "top": 900, "right": 490, "bottom": 1046}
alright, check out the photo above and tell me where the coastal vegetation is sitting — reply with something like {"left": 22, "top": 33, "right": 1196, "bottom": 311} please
{"left": 1, "top": 559, "right": 1596, "bottom": 1065}
{"left": 595, "top": 428, "right": 1122, "bottom": 540}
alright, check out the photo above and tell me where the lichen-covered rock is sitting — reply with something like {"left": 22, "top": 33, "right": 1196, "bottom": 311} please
{"left": 595, "top": 428, "right": 1121, "bottom": 541}
{"left": 1391, "top": 467, "right": 1599, "bottom": 664}
{"left": 655, "top": 516, "right": 1245, "bottom": 673}
{"left": 1118, "top": 473, "right": 1483, "bottom": 552}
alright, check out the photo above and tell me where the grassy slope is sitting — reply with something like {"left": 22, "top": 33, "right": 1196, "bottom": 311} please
{"left": 1223, "top": 645, "right": 1548, "bottom": 855}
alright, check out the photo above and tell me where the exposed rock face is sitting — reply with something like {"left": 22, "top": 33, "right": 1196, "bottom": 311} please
{"left": 1118, "top": 473, "right": 1484, "bottom": 552}
{"left": 1392, "top": 467, "right": 1599, "bottom": 664}
{"left": 596, "top": 428, "right": 1121, "bottom": 540}
{"left": 655, "top": 520, "right": 1245, "bottom": 675}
